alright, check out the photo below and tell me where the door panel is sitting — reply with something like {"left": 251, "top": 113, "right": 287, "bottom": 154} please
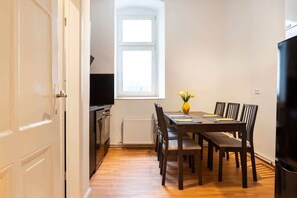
{"left": 0, "top": 0, "right": 12, "bottom": 134}
{"left": 19, "top": 0, "right": 53, "bottom": 128}
{"left": 0, "top": 164, "right": 13, "bottom": 198}
{"left": 21, "top": 145, "right": 53, "bottom": 198}
{"left": 0, "top": 0, "right": 64, "bottom": 197}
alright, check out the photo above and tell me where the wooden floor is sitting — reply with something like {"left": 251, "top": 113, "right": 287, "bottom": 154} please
{"left": 90, "top": 148, "right": 275, "bottom": 198}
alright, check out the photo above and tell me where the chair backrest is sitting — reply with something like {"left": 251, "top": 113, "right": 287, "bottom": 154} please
{"left": 156, "top": 104, "right": 169, "bottom": 146}
{"left": 154, "top": 102, "right": 160, "bottom": 123}
{"left": 239, "top": 104, "right": 258, "bottom": 143}
{"left": 225, "top": 103, "right": 240, "bottom": 119}
{"left": 224, "top": 103, "right": 240, "bottom": 137}
{"left": 214, "top": 102, "right": 226, "bottom": 116}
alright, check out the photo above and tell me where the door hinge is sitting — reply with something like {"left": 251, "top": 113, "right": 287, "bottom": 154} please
{"left": 64, "top": 17, "right": 67, "bottom": 26}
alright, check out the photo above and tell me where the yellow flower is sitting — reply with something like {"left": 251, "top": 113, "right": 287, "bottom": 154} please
{"left": 178, "top": 89, "right": 195, "bottom": 102}
{"left": 178, "top": 91, "right": 184, "bottom": 96}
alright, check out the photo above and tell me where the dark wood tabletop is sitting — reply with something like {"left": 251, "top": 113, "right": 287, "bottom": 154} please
{"left": 164, "top": 111, "right": 248, "bottom": 190}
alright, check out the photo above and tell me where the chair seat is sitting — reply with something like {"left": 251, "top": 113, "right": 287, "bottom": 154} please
{"left": 211, "top": 136, "right": 251, "bottom": 148}
{"left": 158, "top": 129, "right": 190, "bottom": 141}
{"left": 166, "top": 139, "right": 201, "bottom": 151}
{"left": 168, "top": 131, "right": 191, "bottom": 140}
{"left": 200, "top": 131, "right": 234, "bottom": 140}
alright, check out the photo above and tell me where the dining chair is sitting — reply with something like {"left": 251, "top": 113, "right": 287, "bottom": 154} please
{"left": 200, "top": 103, "right": 241, "bottom": 168}
{"left": 197, "top": 102, "right": 227, "bottom": 159}
{"left": 156, "top": 104, "right": 202, "bottom": 186}
{"left": 208, "top": 104, "right": 258, "bottom": 182}
{"left": 214, "top": 102, "right": 226, "bottom": 116}
{"left": 192, "top": 102, "right": 226, "bottom": 142}
{"left": 154, "top": 103, "right": 190, "bottom": 162}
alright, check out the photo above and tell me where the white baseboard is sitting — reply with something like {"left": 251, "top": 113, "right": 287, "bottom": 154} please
{"left": 255, "top": 153, "right": 275, "bottom": 166}
{"left": 83, "top": 187, "right": 91, "bottom": 198}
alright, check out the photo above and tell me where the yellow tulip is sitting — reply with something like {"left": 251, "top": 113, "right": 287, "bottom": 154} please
{"left": 178, "top": 90, "right": 195, "bottom": 102}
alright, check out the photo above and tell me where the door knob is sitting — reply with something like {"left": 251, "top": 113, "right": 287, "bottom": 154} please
{"left": 56, "top": 90, "right": 67, "bottom": 98}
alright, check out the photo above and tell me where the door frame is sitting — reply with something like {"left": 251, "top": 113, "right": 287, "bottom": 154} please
{"left": 64, "top": 0, "right": 91, "bottom": 197}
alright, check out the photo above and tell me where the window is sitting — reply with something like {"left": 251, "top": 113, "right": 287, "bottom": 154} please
{"left": 115, "top": 1, "right": 165, "bottom": 98}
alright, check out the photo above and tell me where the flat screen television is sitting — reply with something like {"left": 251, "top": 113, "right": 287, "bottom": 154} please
{"left": 90, "top": 74, "right": 114, "bottom": 106}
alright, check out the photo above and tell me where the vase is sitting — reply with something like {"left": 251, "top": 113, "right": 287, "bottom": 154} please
{"left": 182, "top": 102, "right": 190, "bottom": 114}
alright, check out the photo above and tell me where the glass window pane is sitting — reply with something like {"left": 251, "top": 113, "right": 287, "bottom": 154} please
{"left": 122, "top": 20, "right": 152, "bottom": 42}
{"left": 122, "top": 51, "right": 152, "bottom": 92}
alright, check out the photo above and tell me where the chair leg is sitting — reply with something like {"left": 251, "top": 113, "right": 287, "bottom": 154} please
{"left": 197, "top": 151, "right": 202, "bottom": 185}
{"left": 188, "top": 155, "right": 192, "bottom": 169}
{"left": 235, "top": 151, "right": 240, "bottom": 168}
{"left": 157, "top": 139, "right": 161, "bottom": 161}
{"left": 191, "top": 155, "right": 195, "bottom": 173}
{"left": 207, "top": 143, "right": 214, "bottom": 170}
{"left": 155, "top": 133, "right": 159, "bottom": 152}
{"left": 250, "top": 150, "right": 258, "bottom": 181}
{"left": 162, "top": 151, "right": 168, "bottom": 185}
{"left": 198, "top": 135, "right": 203, "bottom": 160}
{"left": 159, "top": 151, "right": 163, "bottom": 175}
{"left": 239, "top": 150, "right": 251, "bottom": 186}
{"left": 158, "top": 138, "right": 163, "bottom": 162}
{"left": 218, "top": 150, "right": 224, "bottom": 182}
{"left": 226, "top": 152, "right": 229, "bottom": 160}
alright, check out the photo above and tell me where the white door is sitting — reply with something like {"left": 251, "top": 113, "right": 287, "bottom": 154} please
{"left": 0, "top": 0, "right": 64, "bottom": 197}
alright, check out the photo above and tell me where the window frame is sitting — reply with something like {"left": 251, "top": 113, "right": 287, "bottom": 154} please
{"left": 116, "top": 9, "right": 160, "bottom": 98}
{"left": 117, "top": 46, "right": 158, "bottom": 97}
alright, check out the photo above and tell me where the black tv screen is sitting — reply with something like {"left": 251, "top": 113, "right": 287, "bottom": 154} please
{"left": 90, "top": 74, "right": 114, "bottom": 106}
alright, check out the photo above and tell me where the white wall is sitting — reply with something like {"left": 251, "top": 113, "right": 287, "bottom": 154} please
{"left": 91, "top": 0, "right": 285, "bottom": 162}
{"left": 90, "top": 0, "right": 114, "bottom": 73}
{"left": 164, "top": 0, "right": 225, "bottom": 111}
{"left": 221, "top": 0, "right": 285, "bottom": 162}
{"left": 110, "top": 0, "right": 225, "bottom": 145}
{"left": 286, "top": 0, "right": 297, "bottom": 38}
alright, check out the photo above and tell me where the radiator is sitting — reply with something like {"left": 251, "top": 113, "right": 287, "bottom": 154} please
{"left": 123, "top": 119, "right": 154, "bottom": 145}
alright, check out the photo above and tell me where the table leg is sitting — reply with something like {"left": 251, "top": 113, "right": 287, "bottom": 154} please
{"left": 241, "top": 127, "right": 247, "bottom": 188}
{"left": 178, "top": 127, "right": 183, "bottom": 190}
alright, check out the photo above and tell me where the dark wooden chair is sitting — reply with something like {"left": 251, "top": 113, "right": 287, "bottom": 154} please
{"left": 154, "top": 103, "right": 189, "bottom": 162}
{"left": 156, "top": 104, "right": 202, "bottom": 186}
{"left": 214, "top": 102, "right": 226, "bottom": 116}
{"left": 197, "top": 102, "right": 226, "bottom": 158}
{"left": 200, "top": 103, "right": 241, "bottom": 168}
{"left": 208, "top": 104, "right": 258, "bottom": 182}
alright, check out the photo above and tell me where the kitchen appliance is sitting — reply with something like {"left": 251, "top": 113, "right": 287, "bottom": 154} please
{"left": 275, "top": 35, "right": 297, "bottom": 197}
{"left": 95, "top": 108, "right": 111, "bottom": 169}
{"left": 89, "top": 106, "right": 111, "bottom": 177}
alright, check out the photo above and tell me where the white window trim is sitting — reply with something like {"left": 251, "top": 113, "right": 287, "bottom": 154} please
{"left": 117, "top": 46, "right": 158, "bottom": 97}
{"left": 118, "top": 15, "right": 157, "bottom": 46}
{"left": 116, "top": 8, "right": 159, "bottom": 98}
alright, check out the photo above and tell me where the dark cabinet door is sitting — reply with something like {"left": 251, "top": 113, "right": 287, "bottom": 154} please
{"left": 89, "top": 111, "right": 96, "bottom": 177}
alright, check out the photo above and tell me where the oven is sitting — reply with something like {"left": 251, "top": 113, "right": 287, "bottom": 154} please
{"left": 95, "top": 108, "right": 110, "bottom": 169}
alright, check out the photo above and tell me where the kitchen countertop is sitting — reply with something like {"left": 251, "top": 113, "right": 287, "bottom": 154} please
{"left": 89, "top": 105, "right": 112, "bottom": 112}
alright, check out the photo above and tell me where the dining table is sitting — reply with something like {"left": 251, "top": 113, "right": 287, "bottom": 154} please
{"left": 164, "top": 111, "right": 248, "bottom": 190}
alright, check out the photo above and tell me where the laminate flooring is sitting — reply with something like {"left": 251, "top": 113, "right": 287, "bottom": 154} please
{"left": 90, "top": 148, "right": 274, "bottom": 198}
